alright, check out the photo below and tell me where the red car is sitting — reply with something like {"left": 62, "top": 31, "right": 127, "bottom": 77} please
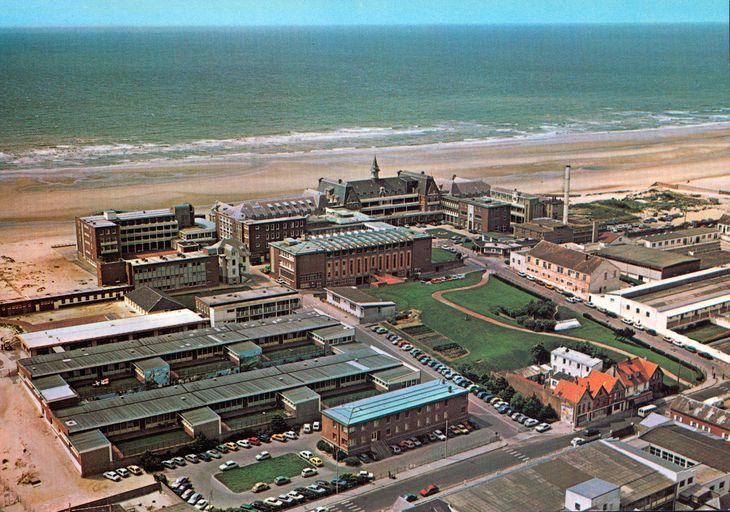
{"left": 420, "top": 484, "right": 440, "bottom": 497}
{"left": 248, "top": 437, "right": 261, "bottom": 446}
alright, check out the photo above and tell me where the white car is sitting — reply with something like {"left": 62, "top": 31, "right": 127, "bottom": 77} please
{"left": 432, "top": 430, "right": 447, "bottom": 441}
{"left": 194, "top": 499, "right": 209, "bottom": 510}
{"left": 264, "top": 497, "right": 283, "bottom": 507}
{"left": 584, "top": 302, "right": 596, "bottom": 308}
{"left": 672, "top": 340, "right": 685, "bottom": 348}
{"left": 115, "top": 467, "right": 130, "bottom": 477}
{"left": 312, "top": 421, "right": 321, "bottom": 431}
{"left": 571, "top": 437, "right": 586, "bottom": 447}
{"left": 299, "top": 450, "right": 313, "bottom": 460}
{"left": 218, "top": 460, "right": 238, "bottom": 471}
{"left": 284, "top": 431, "right": 298, "bottom": 440}
{"left": 236, "top": 439, "right": 251, "bottom": 448}
{"left": 358, "top": 470, "right": 374, "bottom": 480}
{"left": 621, "top": 318, "right": 633, "bottom": 325}
{"left": 301, "top": 467, "right": 318, "bottom": 477}
{"left": 256, "top": 451, "right": 271, "bottom": 461}
{"left": 103, "top": 471, "right": 121, "bottom": 482}
{"left": 187, "top": 493, "right": 202, "bottom": 505}
{"left": 535, "top": 423, "right": 552, "bottom": 433}
{"left": 303, "top": 423, "right": 312, "bottom": 434}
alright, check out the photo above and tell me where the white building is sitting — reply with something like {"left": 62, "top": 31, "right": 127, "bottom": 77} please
{"left": 550, "top": 346, "right": 603, "bottom": 378}
{"left": 325, "top": 287, "right": 396, "bottom": 323}
{"left": 206, "top": 238, "right": 251, "bottom": 285}
{"left": 636, "top": 227, "right": 720, "bottom": 251}
{"left": 195, "top": 286, "right": 301, "bottom": 327}
{"left": 565, "top": 478, "right": 620, "bottom": 512}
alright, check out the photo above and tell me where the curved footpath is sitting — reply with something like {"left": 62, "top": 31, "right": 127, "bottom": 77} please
{"left": 431, "top": 270, "right": 693, "bottom": 386}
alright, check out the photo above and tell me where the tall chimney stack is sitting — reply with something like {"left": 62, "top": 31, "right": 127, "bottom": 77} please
{"left": 563, "top": 165, "right": 571, "bottom": 225}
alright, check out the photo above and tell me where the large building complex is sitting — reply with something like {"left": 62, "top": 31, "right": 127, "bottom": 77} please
{"left": 510, "top": 241, "right": 621, "bottom": 297}
{"left": 195, "top": 286, "right": 301, "bottom": 326}
{"left": 440, "top": 195, "right": 511, "bottom": 233}
{"left": 321, "top": 379, "right": 468, "bottom": 455}
{"left": 591, "top": 267, "right": 730, "bottom": 334}
{"left": 269, "top": 223, "right": 433, "bottom": 289}
{"left": 209, "top": 191, "right": 325, "bottom": 263}
{"left": 489, "top": 186, "right": 563, "bottom": 225}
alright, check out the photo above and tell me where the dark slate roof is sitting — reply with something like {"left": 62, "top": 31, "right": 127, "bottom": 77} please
{"left": 641, "top": 424, "right": 730, "bottom": 472}
{"left": 212, "top": 191, "right": 325, "bottom": 222}
{"left": 529, "top": 241, "right": 611, "bottom": 274}
{"left": 318, "top": 168, "right": 438, "bottom": 205}
{"left": 439, "top": 177, "right": 491, "bottom": 197}
{"left": 670, "top": 395, "right": 730, "bottom": 431}
{"left": 718, "top": 214, "right": 730, "bottom": 225}
{"left": 124, "top": 286, "right": 186, "bottom": 313}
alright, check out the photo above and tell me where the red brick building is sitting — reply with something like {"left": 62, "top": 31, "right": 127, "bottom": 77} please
{"left": 321, "top": 380, "right": 469, "bottom": 455}
{"left": 441, "top": 195, "right": 511, "bottom": 234}
{"left": 670, "top": 395, "right": 730, "bottom": 440}
{"left": 608, "top": 357, "right": 663, "bottom": 408}
{"left": 269, "top": 224, "right": 433, "bottom": 289}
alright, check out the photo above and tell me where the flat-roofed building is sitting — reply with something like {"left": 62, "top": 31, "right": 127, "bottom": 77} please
{"left": 18, "top": 309, "right": 206, "bottom": 356}
{"left": 125, "top": 251, "right": 220, "bottom": 291}
{"left": 489, "top": 187, "right": 563, "bottom": 225}
{"left": 511, "top": 241, "right": 621, "bottom": 298}
{"left": 440, "top": 195, "right": 511, "bottom": 234}
{"left": 636, "top": 227, "right": 720, "bottom": 251}
{"left": 209, "top": 191, "right": 325, "bottom": 263}
{"left": 435, "top": 441, "right": 676, "bottom": 512}
{"left": 591, "top": 267, "right": 730, "bottom": 340}
{"left": 321, "top": 380, "right": 468, "bottom": 455}
{"left": 270, "top": 223, "right": 433, "bottom": 289}
{"left": 325, "top": 286, "right": 396, "bottom": 323}
{"left": 195, "top": 286, "right": 301, "bottom": 326}
{"left": 597, "top": 245, "right": 701, "bottom": 282}
{"left": 512, "top": 217, "right": 596, "bottom": 244}
{"left": 550, "top": 347, "right": 603, "bottom": 378}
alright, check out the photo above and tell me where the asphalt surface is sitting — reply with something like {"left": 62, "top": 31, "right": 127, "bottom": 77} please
{"left": 328, "top": 433, "right": 574, "bottom": 512}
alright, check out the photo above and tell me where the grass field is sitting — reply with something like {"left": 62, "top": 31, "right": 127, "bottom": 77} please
{"left": 371, "top": 272, "right": 623, "bottom": 374}
{"left": 215, "top": 453, "right": 312, "bottom": 493}
{"left": 431, "top": 247, "right": 461, "bottom": 264}
{"left": 372, "top": 273, "right": 700, "bottom": 382}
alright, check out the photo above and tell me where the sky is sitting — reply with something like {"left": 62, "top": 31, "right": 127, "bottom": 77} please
{"left": 0, "top": 0, "right": 727, "bottom": 27}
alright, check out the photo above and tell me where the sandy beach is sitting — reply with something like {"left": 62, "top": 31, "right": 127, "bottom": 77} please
{"left": 1, "top": 124, "right": 730, "bottom": 241}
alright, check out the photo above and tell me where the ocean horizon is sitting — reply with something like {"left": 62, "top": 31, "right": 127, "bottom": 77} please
{"left": 1, "top": 24, "right": 728, "bottom": 170}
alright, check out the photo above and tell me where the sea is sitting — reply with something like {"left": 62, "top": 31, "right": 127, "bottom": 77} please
{"left": 0, "top": 24, "right": 728, "bottom": 170}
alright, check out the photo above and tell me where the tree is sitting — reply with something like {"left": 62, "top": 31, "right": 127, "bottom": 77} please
{"left": 509, "top": 393, "right": 526, "bottom": 412}
{"left": 492, "top": 376, "right": 509, "bottom": 393}
{"left": 269, "top": 414, "right": 288, "bottom": 434}
{"left": 531, "top": 342, "right": 550, "bottom": 365}
{"left": 538, "top": 404, "right": 558, "bottom": 422}
{"left": 523, "top": 395, "right": 543, "bottom": 418}
{"left": 139, "top": 450, "right": 163, "bottom": 472}
{"left": 498, "top": 386, "right": 515, "bottom": 402}
{"left": 615, "top": 327, "right": 635, "bottom": 342}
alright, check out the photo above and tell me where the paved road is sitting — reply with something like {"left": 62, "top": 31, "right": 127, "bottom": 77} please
{"left": 327, "top": 433, "right": 574, "bottom": 512}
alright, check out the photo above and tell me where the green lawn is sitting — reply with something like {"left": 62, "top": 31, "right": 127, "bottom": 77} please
{"left": 425, "top": 227, "right": 463, "bottom": 239}
{"left": 431, "top": 247, "right": 461, "bottom": 264}
{"left": 372, "top": 273, "right": 700, "bottom": 382}
{"left": 214, "top": 453, "right": 313, "bottom": 493}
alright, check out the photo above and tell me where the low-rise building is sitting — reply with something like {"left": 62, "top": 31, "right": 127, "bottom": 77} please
{"left": 325, "top": 286, "right": 396, "bottom": 323}
{"left": 512, "top": 217, "right": 596, "bottom": 244}
{"left": 511, "top": 240, "right": 621, "bottom": 297}
{"left": 636, "top": 227, "right": 720, "bottom": 251}
{"left": 550, "top": 347, "right": 603, "bottom": 379}
{"left": 321, "top": 379, "right": 468, "bottom": 456}
{"left": 269, "top": 223, "right": 433, "bottom": 289}
{"left": 608, "top": 357, "right": 662, "bottom": 408}
{"left": 596, "top": 245, "right": 701, "bottom": 283}
{"left": 123, "top": 286, "right": 186, "bottom": 315}
{"left": 670, "top": 395, "right": 730, "bottom": 440}
{"left": 195, "top": 286, "right": 301, "bottom": 326}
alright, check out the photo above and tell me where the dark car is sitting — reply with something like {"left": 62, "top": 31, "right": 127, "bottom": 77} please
{"left": 583, "top": 428, "right": 600, "bottom": 437}
{"left": 699, "top": 351, "right": 714, "bottom": 360}
{"left": 258, "top": 433, "right": 271, "bottom": 443}
{"left": 197, "top": 452, "right": 211, "bottom": 462}
{"left": 358, "top": 453, "right": 371, "bottom": 464}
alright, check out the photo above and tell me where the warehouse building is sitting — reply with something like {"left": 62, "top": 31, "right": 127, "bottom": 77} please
{"left": 321, "top": 379, "right": 468, "bottom": 456}
{"left": 18, "top": 309, "right": 207, "bottom": 356}
{"left": 596, "top": 245, "right": 701, "bottom": 283}
{"left": 195, "top": 286, "right": 301, "bottom": 326}
{"left": 636, "top": 227, "right": 720, "bottom": 251}
{"left": 269, "top": 223, "right": 433, "bottom": 289}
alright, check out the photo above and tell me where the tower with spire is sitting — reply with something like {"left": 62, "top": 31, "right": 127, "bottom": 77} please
{"left": 370, "top": 155, "right": 380, "bottom": 180}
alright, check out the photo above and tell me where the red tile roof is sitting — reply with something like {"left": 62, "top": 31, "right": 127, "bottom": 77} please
{"left": 613, "top": 357, "right": 659, "bottom": 388}
{"left": 578, "top": 370, "right": 621, "bottom": 398}
{"left": 553, "top": 379, "right": 588, "bottom": 404}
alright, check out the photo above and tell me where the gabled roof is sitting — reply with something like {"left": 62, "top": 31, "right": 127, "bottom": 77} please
{"left": 670, "top": 395, "right": 730, "bottom": 429}
{"left": 578, "top": 370, "right": 622, "bottom": 398}
{"left": 212, "top": 191, "right": 324, "bottom": 222}
{"left": 718, "top": 214, "right": 730, "bottom": 225}
{"left": 553, "top": 379, "right": 589, "bottom": 404}
{"left": 612, "top": 357, "right": 659, "bottom": 388}
{"left": 438, "top": 176, "right": 491, "bottom": 198}
{"left": 528, "top": 241, "right": 613, "bottom": 275}
{"left": 124, "top": 286, "right": 186, "bottom": 313}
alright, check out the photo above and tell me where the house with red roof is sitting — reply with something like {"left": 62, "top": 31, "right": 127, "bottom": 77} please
{"left": 608, "top": 357, "right": 663, "bottom": 407}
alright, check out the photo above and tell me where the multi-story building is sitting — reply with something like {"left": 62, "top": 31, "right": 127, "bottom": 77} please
{"left": 550, "top": 347, "right": 603, "bottom": 379}
{"left": 125, "top": 251, "right": 220, "bottom": 291}
{"left": 608, "top": 357, "right": 663, "bottom": 408}
{"left": 317, "top": 158, "right": 442, "bottom": 226}
{"left": 636, "top": 227, "right": 720, "bottom": 251}
{"left": 195, "top": 286, "right": 301, "bottom": 327}
{"left": 596, "top": 245, "right": 701, "bottom": 283}
{"left": 269, "top": 223, "right": 433, "bottom": 289}
{"left": 441, "top": 195, "right": 511, "bottom": 233}
{"left": 553, "top": 369, "right": 626, "bottom": 426}
{"left": 76, "top": 204, "right": 195, "bottom": 264}
{"left": 438, "top": 176, "right": 491, "bottom": 198}
{"left": 511, "top": 241, "right": 621, "bottom": 298}
{"left": 321, "top": 380, "right": 469, "bottom": 455}
{"left": 209, "top": 191, "right": 325, "bottom": 263}
{"left": 205, "top": 238, "right": 251, "bottom": 284}
{"left": 719, "top": 214, "right": 730, "bottom": 249}
{"left": 489, "top": 187, "right": 563, "bottom": 225}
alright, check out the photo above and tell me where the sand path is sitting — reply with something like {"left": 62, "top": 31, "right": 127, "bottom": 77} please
{"left": 431, "top": 271, "right": 692, "bottom": 386}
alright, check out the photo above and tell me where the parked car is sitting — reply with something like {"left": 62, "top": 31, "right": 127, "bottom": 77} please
{"left": 215, "top": 444, "right": 229, "bottom": 453}
{"left": 299, "top": 450, "right": 313, "bottom": 460}
{"left": 103, "top": 471, "right": 121, "bottom": 482}
{"left": 219, "top": 460, "right": 238, "bottom": 471}
{"left": 184, "top": 454, "right": 199, "bottom": 463}
{"left": 583, "top": 428, "right": 600, "bottom": 437}
{"left": 571, "top": 437, "right": 586, "bottom": 447}
{"left": 699, "top": 351, "right": 714, "bottom": 360}
{"left": 206, "top": 449, "right": 222, "bottom": 459}
{"left": 263, "top": 497, "right": 283, "bottom": 508}
{"left": 284, "top": 430, "right": 298, "bottom": 440}
{"left": 274, "top": 476, "right": 291, "bottom": 486}
{"left": 585, "top": 301, "right": 596, "bottom": 308}
{"left": 161, "top": 460, "right": 176, "bottom": 470}
{"left": 224, "top": 441, "right": 239, "bottom": 451}
{"left": 524, "top": 418, "right": 539, "bottom": 428}
{"left": 256, "top": 451, "right": 271, "bottom": 461}
{"left": 271, "top": 433, "right": 287, "bottom": 442}
{"left": 301, "top": 468, "right": 318, "bottom": 478}
{"left": 259, "top": 433, "right": 271, "bottom": 443}
{"left": 236, "top": 439, "right": 251, "bottom": 448}
{"left": 252, "top": 482, "right": 270, "bottom": 493}
{"left": 116, "top": 467, "right": 130, "bottom": 477}
{"left": 127, "top": 465, "right": 143, "bottom": 475}
{"left": 312, "top": 421, "right": 321, "bottom": 431}
{"left": 187, "top": 493, "right": 202, "bottom": 505}
{"left": 420, "top": 484, "right": 440, "bottom": 497}
{"left": 172, "top": 457, "right": 187, "bottom": 467}
{"left": 390, "top": 445, "right": 402, "bottom": 455}
{"left": 197, "top": 452, "right": 211, "bottom": 462}
{"left": 310, "top": 457, "right": 323, "bottom": 467}
{"left": 194, "top": 499, "right": 208, "bottom": 510}
{"left": 403, "top": 493, "right": 418, "bottom": 502}
{"left": 535, "top": 423, "right": 552, "bottom": 433}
